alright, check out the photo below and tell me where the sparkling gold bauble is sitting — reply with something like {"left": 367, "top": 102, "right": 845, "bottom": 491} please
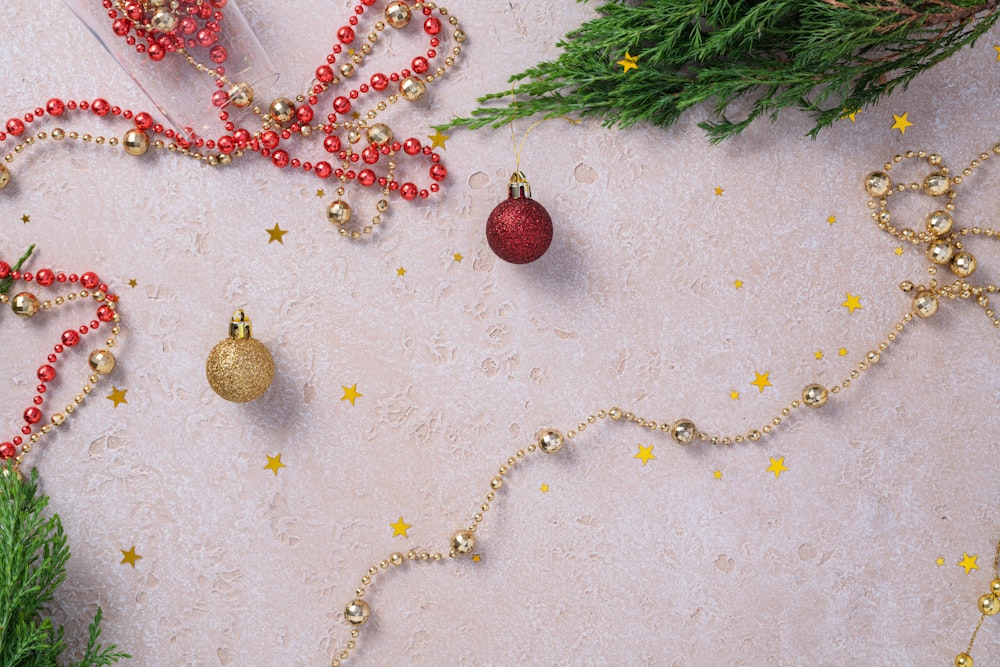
{"left": 269, "top": 98, "right": 296, "bottom": 124}
{"left": 927, "top": 240, "right": 954, "bottom": 265}
{"left": 956, "top": 653, "right": 973, "bottom": 667}
{"left": 537, "top": 429, "right": 564, "bottom": 454}
{"left": 926, "top": 210, "right": 953, "bottom": 236}
{"left": 671, "top": 419, "right": 697, "bottom": 445}
{"left": 150, "top": 9, "right": 179, "bottom": 32}
{"left": 11, "top": 292, "right": 39, "bottom": 318}
{"left": 399, "top": 76, "right": 426, "bottom": 101}
{"left": 206, "top": 311, "right": 275, "bottom": 403}
{"left": 913, "top": 292, "right": 939, "bottom": 318}
{"left": 923, "top": 172, "right": 950, "bottom": 197}
{"left": 979, "top": 593, "right": 1000, "bottom": 616}
{"left": 0, "top": 163, "right": 10, "bottom": 189}
{"left": 123, "top": 128, "right": 150, "bottom": 156}
{"left": 951, "top": 251, "right": 976, "bottom": 278}
{"left": 88, "top": 349, "right": 117, "bottom": 375}
{"left": 367, "top": 123, "right": 393, "bottom": 145}
{"left": 802, "top": 384, "right": 828, "bottom": 408}
{"left": 385, "top": 1, "right": 411, "bottom": 28}
{"left": 451, "top": 530, "right": 476, "bottom": 555}
{"left": 865, "top": 171, "right": 891, "bottom": 197}
{"left": 344, "top": 599, "right": 370, "bottom": 625}
{"left": 229, "top": 82, "right": 254, "bottom": 108}
{"left": 327, "top": 200, "right": 353, "bottom": 226}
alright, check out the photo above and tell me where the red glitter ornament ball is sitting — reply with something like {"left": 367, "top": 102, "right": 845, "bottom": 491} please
{"left": 485, "top": 173, "right": 553, "bottom": 264}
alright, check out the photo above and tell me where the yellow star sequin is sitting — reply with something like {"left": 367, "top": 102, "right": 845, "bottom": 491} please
{"left": 714, "top": 186, "right": 724, "bottom": 196}
{"left": 846, "top": 109, "right": 861, "bottom": 122}
{"left": 428, "top": 130, "right": 449, "bottom": 149}
{"left": 815, "top": 351, "right": 824, "bottom": 360}
{"left": 120, "top": 546, "right": 142, "bottom": 568}
{"left": 266, "top": 223, "right": 287, "bottom": 244}
{"left": 634, "top": 444, "right": 655, "bottom": 466}
{"left": 713, "top": 470, "right": 723, "bottom": 480}
{"left": 471, "top": 554, "right": 481, "bottom": 562}
{"left": 891, "top": 112, "right": 913, "bottom": 135}
{"left": 128, "top": 279, "right": 137, "bottom": 288}
{"left": 396, "top": 267, "right": 406, "bottom": 276}
{"left": 540, "top": 484, "right": 550, "bottom": 493}
{"left": 994, "top": 45, "right": 1000, "bottom": 61}
{"left": 316, "top": 189, "right": 325, "bottom": 198}
{"left": 264, "top": 453, "right": 286, "bottom": 476}
{"left": 21, "top": 214, "right": 29, "bottom": 224}
{"left": 751, "top": 372, "right": 772, "bottom": 393}
{"left": 766, "top": 456, "right": 788, "bottom": 479}
{"left": 827, "top": 215, "right": 837, "bottom": 225}
{"left": 841, "top": 293, "right": 863, "bottom": 314}
{"left": 733, "top": 280, "right": 743, "bottom": 289}
{"left": 617, "top": 50, "right": 639, "bottom": 73}
{"left": 936, "top": 556, "right": 946, "bottom": 567}
{"left": 730, "top": 391, "right": 739, "bottom": 400}
{"left": 894, "top": 247, "right": 904, "bottom": 256}
{"left": 453, "top": 253, "right": 463, "bottom": 262}
{"left": 106, "top": 387, "right": 128, "bottom": 408}
{"left": 839, "top": 348, "right": 848, "bottom": 356}
{"left": 958, "top": 553, "right": 979, "bottom": 575}
{"left": 390, "top": 517, "right": 411, "bottom": 538}
{"left": 341, "top": 384, "right": 362, "bottom": 406}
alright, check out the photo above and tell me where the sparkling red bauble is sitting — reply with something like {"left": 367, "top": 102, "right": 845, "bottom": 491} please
{"left": 486, "top": 196, "right": 553, "bottom": 264}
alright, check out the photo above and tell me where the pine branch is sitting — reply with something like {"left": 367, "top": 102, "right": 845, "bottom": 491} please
{"left": 0, "top": 464, "right": 130, "bottom": 666}
{"left": 438, "top": 0, "right": 1000, "bottom": 141}
{"left": 0, "top": 244, "right": 35, "bottom": 295}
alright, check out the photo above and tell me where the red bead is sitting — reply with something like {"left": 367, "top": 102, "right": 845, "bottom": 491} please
{"left": 349, "top": 16, "right": 358, "bottom": 25}
{"left": 424, "top": 17, "right": 441, "bottom": 34}
{"left": 234, "top": 128, "right": 251, "bottom": 145}
{"left": 68, "top": 274, "right": 79, "bottom": 282}
{"left": 24, "top": 407, "right": 42, "bottom": 425}
{"left": 370, "top": 73, "right": 388, "bottom": 91}
{"left": 197, "top": 29, "right": 216, "bottom": 46}
{"left": 35, "top": 268, "right": 54, "bottom": 286}
{"left": 261, "top": 131, "right": 280, "bottom": 149}
{"left": 345, "top": 170, "right": 356, "bottom": 180}
{"left": 403, "top": 138, "right": 421, "bottom": 155}
{"left": 271, "top": 150, "right": 290, "bottom": 168}
{"left": 333, "top": 97, "right": 351, "bottom": 114}
{"left": 113, "top": 17, "right": 131, "bottom": 35}
{"left": 358, "top": 169, "right": 376, "bottom": 186}
{"left": 211, "top": 90, "right": 229, "bottom": 108}
{"left": 0, "top": 261, "right": 9, "bottom": 278}
{"left": 79, "top": 325, "right": 89, "bottom": 334}
{"left": 419, "top": 190, "right": 429, "bottom": 198}
{"left": 97, "top": 305, "right": 115, "bottom": 322}
{"left": 92, "top": 98, "right": 111, "bottom": 116}
{"left": 179, "top": 16, "right": 197, "bottom": 34}
{"left": 33, "top": 395, "right": 43, "bottom": 406}
{"left": 430, "top": 183, "right": 440, "bottom": 193}
{"left": 400, "top": 182, "right": 418, "bottom": 200}
{"left": 217, "top": 136, "right": 235, "bottom": 154}
{"left": 20, "top": 426, "right": 30, "bottom": 436}
{"left": 53, "top": 344, "right": 63, "bottom": 353}
{"left": 81, "top": 272, "right": 99, "bottom": 289}
{"left": 412, "top": 57, "right": 429, "bottom": 74}
{"left": 6, "top": 118, "right": 25, "bottom": 136}
{"left": 0, "top": 442, "right": 14, "bottom": 459}
{"left": 316, "top": 65, "right": 335, "bottom": 83}
{"left": 209, "top": 45, "right": 227, "bottom": 63}
{"left": 361, "top": 147, "right": 380, "bottom": 164}
{"left": 337, "top": 26, "right": 355, "bottom": 44}
{"left": 90, "top": 320, "right": 100, "bottom": 329}
{"left": 430, "top": 164, "right": 447, "bottom": 181}
{"left": 348, "top": 90, "right": 359, "bottom": 100}
{"left": 148, "top": 43, "right": 165, "bottom": 61}
{"left": 61, "top": 330, "right": 80, "bottom": 347}
{"left": 314, "top": 161, "right": 332, "bottom": 178}
{"left": 296, "top": 106, "right": 314, "bottom": 124}
{"left": 46, "top": 353, "right": 57, "bottom": 363}
{"left": 360, "top": 0, "right": 375, "bottom": 5}
{"left": 37, "top": 384, "right": 46, "bottom": 394}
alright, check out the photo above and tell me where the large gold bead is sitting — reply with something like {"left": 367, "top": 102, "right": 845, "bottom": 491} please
{"left": 955, "top": 653, "right": 973, "bottom": 667}
{"left": 927, "top": 240, "right": 954, "bottom": 265}
{"left": 801, "top": 384, "right": 828, "bottom": 408}
{"left": 87, "top": 349, "right": 117, "bottom": 375}
{"left": 923, "top": 172, "right": 950, "bottom": 197}
{"left": 385, "top": 1, "right": 411, "bottom": 28}
{"left": 0, "top": 163, "right": 10, "bottom": 189}
{"left": 913, "top": 292, "right": 938, "bottom": 318}
{"left": 865, "top": 171, "right": 891, "bottom": 197}
{"left": 229, "top": 82, "right": 254, "bottom": 109}
{"left": 269, "top": 98, "right": 296, "bottom": 124}
{"left": 150, "top": 9, "right": 179, "bottom": 32}
{"left": 399, "top": 76, "right": 426, "bottom": 101}
{"left": 327, "top": 200, "right": 353, "bottom": 226}
{"left": 951, "top": 252, "right": 976, "bottom": 278}
{"left": 451, "top": 530, "right": 476, "bottom": 555}
{"left": 926, "top": 210, "right": 953, "bottom": 236}
{"left": 671, "top": 419, "right": 697, "bottom": 445}
{"left": 344, "top": 599, "right": 370, "bottom": 625}
{"left": 367, "top": 123, "right": 393, "bottom": 146}
{"left": 979, "top": 593, "right": 1000, "bottom": 616}
{"left": 206, "top": 311, "right": 275, "bottom": 403}
{"left": 537, "top": 429, "right": 564, "bottom": 454}
{"left": 11, "top": 292, "right": 40, "bottom": 318}
{"left": 123, "top": 128, "right": 150, "bottom": 156}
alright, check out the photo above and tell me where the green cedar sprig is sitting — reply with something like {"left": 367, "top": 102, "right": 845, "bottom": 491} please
{"left": 1, "top": 244, "right": 35, "bottom": 295}
{"left": 0, "top": 464, "right": 129, "bottom": 666}
{"left": 439, "top": 0, "right": 1000, "bottom": 141}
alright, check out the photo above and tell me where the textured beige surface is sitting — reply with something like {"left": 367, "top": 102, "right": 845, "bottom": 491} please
{"left": 1, "top": 1, "right": 1000, "bottom": 665}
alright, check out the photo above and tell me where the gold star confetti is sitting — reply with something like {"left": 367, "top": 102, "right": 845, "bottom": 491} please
{"left": 351, "top": 111, "right": 361, "bottom": 120}
{"left": 21, "top": 214, "right": 29, "bottom": 224}
{"left": 396, "top": 267, "right": 406, "bottom": 276}
{"left": 471, "top": 554, "right": 482, "bottom": 562}
{"left": 120, "top": 546, "right": 142, "bottom": 568}
{"left": 390, "top": 517, "right": 411, "bottom": 538}
{"left": 994, "top": 45, "right": 1000, "bottom": 61}
{"left": 617, "top": 50, "right": 639, "bottom": 73}
{"left": 341, "top": 384, "right": 362, "bottom": 405}
{"left": 766, "top": 456, "right": 788, "bottom": 479}
{"left": 128, "top": 279, "right": 137, "bottom": 288}
{"left": 815, "top": 351, "right": 824, "bottom": 360}
{"left": 827, "top": 215, "right": 837, "bottom": 225}
{"left": 958, "top": 553, "right": 979, "bottom": 575}
{"left": 894, "top": 247, "right": 904, "bottom": 256}
{"left": 841, "top": 293, "right": 863, "bottom": 314}
{"left": 453, "top": 252, "right": 463, "bottom": 262}
{"left": 733, "top": 280, "right": 743, "bottom": 289}
{"left": 842, "top": 109, "right": 861, "bottom": 122}
{"left": 730, "top": 391, "right": 740, "bottom": 400}
{"left": 714, "top": 186, "right": 724, "bottom": 196}
{"left": 839, "top": 347, "right": 848, "bottom": 356}
{"left": 634, "top": 444, "right": 655, "bottom": 466}
{"left": 428, "top": 130, "right": 449, "bottom": 149}
{"left": 264, "top": 453, "right": 286, "bottom": 476}
{"left": 106, "top": 387, "right": 128, "bottom": 408}
{"left": 540, "top": 483, "right": 550, "bottom": 493}
{"left": 266, "top": 223, "right": 287, "bottom": 244}
{"left": 936, "top": 556, "right": 946, "bottom": 567}
{"left": 316, "top": 189, "right": 325, "bottom": 198}
{"left": 713, "top": 470, "right": 723, "bottom": 480}
{"left": 751, "top": 371, "right": 772, "bottom": 393}
{"left": 891, "top": 112, "right": 913, "bottom": 135}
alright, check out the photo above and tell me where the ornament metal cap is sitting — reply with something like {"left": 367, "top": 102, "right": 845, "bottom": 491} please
{"left": 508, "top": 171, "right": 531, "bottom": 199}
{"left": 229, "top": 309, "right": 253, "bottom": 339}
{"left": 206, "top": 310, "right": 275, "bottom": 403}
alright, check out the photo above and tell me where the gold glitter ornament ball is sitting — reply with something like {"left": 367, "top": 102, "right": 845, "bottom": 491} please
{"left": 206, "top": 310, "right": 275, "bottom": 403}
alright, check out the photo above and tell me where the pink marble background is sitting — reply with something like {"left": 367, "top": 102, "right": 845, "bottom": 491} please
{"left": 1, "top": 1, "right": 999, "bottom": 665}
